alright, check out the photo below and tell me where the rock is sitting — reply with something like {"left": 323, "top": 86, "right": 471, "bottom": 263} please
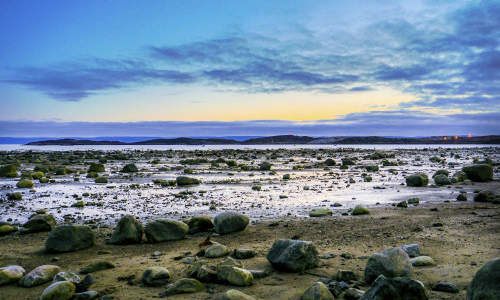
{"left": 266, "top": 239, "right": 319, "bottom": 272}
{"left": 16, "top": 179, "right": 34, "bottom": 188}
{"left": 205, "top": 243, "right": 230, "bottom": 258}
{"left": 21, "top": 214, "right": 57, "bottom": 234}
{"left": 457, "top": 193, "right": 468, "bottom": 201}
{"left": 0, "top": 224, "right": 17, "bottom": 236}
{"left": 433, "top": 282, "right": 459, "bottom": 293}
{"left": 214, "top": 212, "right": 249, "bottom": 234}
{"left": 75, "top": 274, "right": 96, "bottom": 292}
{"left": 249, "top": 269, "right": 269, "bottom": 278}
{"left": 467, "top": 257, "right": 500, "bottom": 300}
{"left": 120, "top": 163, "right": 138, "bottom": 173}
{"left": 53, "top": 271, "right": 80, "bottom": 284}
{"left": 410, "top": 256, "right": 435, "bottom": 267}
{"left": 401, "top": 244, "right": 420, "bottom": 258}
{"left": 364, "top": 247, "right": 412, "bottom": 283}
{"left": 142, "top": 266, "right": 170, "bottom": 286}
{"left": 40, "top": 281, "right": 75, "bottom": 300}
{"left": 221, "top": 266, "right": 254, "bottom": 286}
{"left": 19, "top": 265, "right": 61, "bottom": 287}
{"left": 187, "top": 262, "right": 218, "bottom": 283}
{"left": 462, "top": 164, "right": 493, "bottom": 182}
{"left": 79, "top": 261, "right": 115, "bottom": 274}
{"left": 396, "top": 200, "right": 408, "bottom": 208}
{"left": 361, "top": 275, "right": 427, "bottom": 300}
{"left": 45, "top": 225, "right": 95, "bottom": 253}
{"left": 87, "top": 163, "right": 105, "bottom": 173}
{"left": 72, "top": 291, "right": 99, "bottom": 300}
{"left": 474, "top": 190, "right": 499, "bottom": 204}
{"left": 216, "top": 289, "right": 256, "bottom": 300}
{"left": 406, "top": 173, "right": 429, "bottom": 187}
{"left": 452, "top": 171, "right": 468, "bottom": 182}
{"left": 0, "top": 265, "right": 25, "bottom": 286}
{"left": 352, "top": 205, "right": 370, "bottom": 215}
{"left": 326, "top": 280, "right": 348, "bottom": 297}
{"left": 0, "top": 164, "right": 18, "bottom": 178}
{"left": 344, "top": 288, "right": 365, "bottom": 300}
{"left": 336, "top": 269, "right": 357, "bottom": 282}
{"left": 187, "top": 215, "right": 214, "bottom": 234}
{"left": 163, "top": 278, "right": 204, "bottom": 296}
{"left": 144, "top": 219, "right": 188, "bottom": 242}
{"left": 216, "top": 258, "right": 244, "bottom": 282}
{"left": 301, "top": 282, "right": 334, "bottom": 300}
{"left": 434, "top": 174, "right": 451, "bottom": 186}
{"left": 309, "top": 208, "right": 332, "bottom": 217}
{"left": 407, "top": 198, "right": 420, "bottom": 205}
{"left": 233, "top": 249, "right": 256, "bottom": 259}
{"left": 176, "top": 176, "right": 200, "bottom": 186}
{"left": 109, "top": 215, "right": 143, "bottom": 245}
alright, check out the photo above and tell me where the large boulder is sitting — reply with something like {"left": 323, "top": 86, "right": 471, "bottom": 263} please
{"left": 361, "top": 275, "right": 427, "bottom": 300}
{"left": 45, "top": 226, "right": 95, "bottom": 253}
{"left": 434, "top": 174, "right": 451, "bottom": 186}
{"left": 467, "top": 257, "right": 500, "bottom": 300}
{"left": 462, "top": 164, "right": 493, "bottom": 182}
{"left": 301, "top": 282, "right": 335, "bottom": 300}
{"left": 19, "top": 265, "right": 61, "bottom": 287}
{"left": 0, "top": 265, "right": 25, "bottom": 286}
{"left": 214, "top": 212, "right": 249, "bottom": 234}
{"left": 406, "top": 173, "right": 429, "bottom": 187}
{"left": 40, "top": 281, "right": 75, "bottom": 300}
{"left": 21, "top": 214, "right": 57, "bottom": 234}
{"left": 474, "top": 190, "right": 500, "bottom": 204}
{"left": 364, "top": 247, "right": 412, "bottom": 283}
{"left": 144, "top": 219, "right": 188, "bottom": 242}
{"left": 142, "top": 266, "right": 170, "bottom": 286}
{"left": 266, "top": 239, "right": 319, "bottom": 272}
{"left": 109, "top": 215, "right": 143, "bottom": 245}
{"left": 0, "top": 164, "right": 18, "bottom": 178}
{"left": 187, "top": 215, "right": 214, "bottom": 234}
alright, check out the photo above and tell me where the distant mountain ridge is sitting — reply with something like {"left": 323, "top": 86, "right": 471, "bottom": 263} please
{"left": 25, "top": 135, "right": 500, "bottom": 145}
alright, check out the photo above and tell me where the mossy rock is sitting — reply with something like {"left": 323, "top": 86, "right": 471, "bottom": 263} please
{"left": 259, "top": 162, "right": 272, "bottom": 171}
{"left": 39, "top": 177, "right": 50, "bottom": 183}
{"left": 467, "top": 257, "right": 500, "bottom": 300}
{"left": 86, "top": 172, "right": 98, "bottom": 178}
{"left": 186, "top": 215, "right": 214, "bottom": 234}
{"left": 0, "top": 224, "right": 17, "bottom": 236}
{"left": 87, "top": 163, "right": 105, "bottom": 173}
{"left": 40, "top": 281, "right": 75, "bottom": 300}
{"left": 22, "top": 214, "right": 57, "bottom": 234}
{"left": 462, "top": 164, "right": 493, "bottom": 182}
{"left": 301, "top": 282, "right": 334, "bottom": 300}
{"left": 163, "top": 278, "right": 204, "bottom": 296}
{"left": 176, "top": 176, "right": 200, "bottom": 186}
{"left": 121, "top": 163, "right": 138, "bottom": 173}
{"left": 144, "top": 219, "right": 188, "bottom": 242}
{"left": 432, "top": 169, "right": 449, "bottom": 178}
{"left": 31, "top": 171, "right": 44, "bottom": 180}
{"left": 45, "top": 225, "right": 95, "bottom": 253}
{"left": 0, "top": 164, "right": 18, "bottom": 178}
{"left": 434, "top": 174, "right": 451, "bottom": 186}
{"left": 94, "top": 176, "right": 108, "bottom": 183}
{"left": 71, "top": 201, "right": 85, "bottom": 208}
{"left": 7, "top": 192, "right": 22, "bottom": 200}
{"left": 309, "top": 208, "right": 332, "bottom": 217}
{"left": 109, "top": 215, "right": 144, "bottom": 245}
{"left": 16, "top": 179, "right": 34, "bottom": 189}
{"left": 474, "top": 190, "right": 499, "bottom": 204}
{"left": 352, "top": 205, "right": 370, "bottom": 215}
{"left": 405, "top": 173, "right": 429, "bottom": 187}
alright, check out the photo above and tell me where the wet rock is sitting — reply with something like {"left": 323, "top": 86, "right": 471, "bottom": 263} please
{"left": 21, "top": 214, "right": 57, "bottom": 234}
{"left": 266, "top": 239, "right": 319, "bottom": 272}
{"left": 72, "top": 291, "right": 99, "bottom": 300}
{"left": 364, "top": 247, "right": 412, "bottom": 283}
{"left": 433, "top": 282, "right": 459, "bottom": 293}
{"left": 216, "top": 289, "right": 256, "bottom": 300}
{"left": 233, "top": 249, "right": 256, "bottom": 259}
{"left": 19, "top": 265, "right": 61, "bottom": 287}
{"left": 205, "top": 243, "right": 230, "bottom": 258}
{"left": 144, "top": 219, "right": 188, "bottom": 242}
{"left": 410, "top": 256, "right": 435, "bottom": 267}
{"left": 401, "top": 244, "right": 420, "bottom": 258}
{"left": 0, "top": 265, "right": 25, "bottom": 286}
{"left": 352, "top": 205, "right": 370, "bottom": 215}
{"left": 40, "top": 281, "right": 75, "bottom": 300}
{"left": 462, "top": 164, "right": 493, "bottom": 182}
{"left": 467, "top": 257, "right": 500, "bottom": 300}
{"left": 109, "top": 215, "right": 143, "bottom": 245}
{"left": 301, "top": 282, "right": 334, "bottom": 300}
{"left": 142, "top": 266, "right": 170, "bottom": 286}
{"left": 162, "top": 278, "right": 204, "bottom": 296}
{"left": 309, "top": 208, "right": 332, "bottom": 217}
{"left": 45, "top": 225, "right": 95, "bottom": 253}
{"left": 53, "top": 271, "right": 80, "bottom": 284}
{"left": 186, "top": 215, "right": 214, "bottom": 234}
{"left": 405, "top": 173, "right": 429, "bottom": 187}
{"left": 79, "top": 261, "right": 115, "bottom": 274}
{"left": 214, "top": 212, "right": 249, "bottom": 234}
{"left": 360, "top": 275, "right": 427, "bottom": 300}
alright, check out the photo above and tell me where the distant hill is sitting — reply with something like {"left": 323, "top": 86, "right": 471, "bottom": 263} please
{"left": 25, "top": 135, "right": 500, "bottom": 145}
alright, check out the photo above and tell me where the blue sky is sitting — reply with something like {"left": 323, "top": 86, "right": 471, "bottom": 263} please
{"left": 0, "top": 0, "right": 499, "bottom": 137}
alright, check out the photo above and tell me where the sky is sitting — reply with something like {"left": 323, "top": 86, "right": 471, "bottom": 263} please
{"left": 0, "top": 0, "right": 499, "bottom": 137}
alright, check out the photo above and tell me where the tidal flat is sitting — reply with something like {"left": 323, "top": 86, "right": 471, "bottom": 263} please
{"left": 0, "top": 146, "right": 499, "bottom": 300}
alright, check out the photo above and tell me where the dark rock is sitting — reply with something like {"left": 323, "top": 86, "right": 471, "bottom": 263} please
{"left": 467, "top": 257, "right": 500, "bottom": 300}
{"left": 266, "top": 239, "right": 319, "bottom": 272}
{"left": 433, "top": 282, "right": 459, "bottom": 293}
{"left": 361, "top": 275, "right": 427, "bottom": 300}
{"left": 45, "top": 226, "right": 95, "bottom": 253}
{"left": 462, "top": 164, "right": 493, "bottom": 182}
{"left": 364, "top": 247, "right": 412, "bottom": 283}
{"left": 144, "top": 219, "right": 188, "bottom": 242}
{"left": 109, "top": 215, "right": 143, "bottom": 245}
{"left": 214, "top": 212, "right": 249, "bottom": 234}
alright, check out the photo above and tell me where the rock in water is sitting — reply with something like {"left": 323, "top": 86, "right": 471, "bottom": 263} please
{"left": 364, "top": 247, "right": 412, "bottom": 283}
{"left": 19, "top": 265, "right": 61, "bottom": 287}
{"left": 216, "top": 289, "right": 256, "bottom": 300}
{"left": 462, "top": 164, "right": 493, "bottom": 182}
{"left": 401, "top": 244, "right": 420, "bottom": 258}
{"left": 266, "top": 239, "right": 319, "bottom": 272}
{"left": 405, "top": 173, "right": 429, "bottom": 187}
{"left": 301, "top": 282, "right": 335, "bottom": 300}
{"left": 214, "top": 212, "right": 249, "bottom": 234}
{"left": 21, "top": 214, "right": 57, "bottom": 234}
{"left": 163, "top": 278, "right": 204, "bottom": 296}
{"left": 467, "top": 257, "right": 500, "bottom": 300}
{"left": 144, "top": 219, "right": 188, "bottom": 242}
{"left": 45, "top": 226, "right": 95, "bottom": 253}
{"left": 142, "top": 266, "right": 170, "bottom": 286}
{"left": 40, "top": 281, "right": 75, "bottom": 300}
{"left": 0, "top": 265, "right": 25, "bottom": 286}
{"left": 109, "top": 215, "right": 143, "bottom": 245}
{"left": 361, "top": 275, "right": 427, "bottom": 300}
{"left": 187, "top": 215, "right": 214, "bottom": 234}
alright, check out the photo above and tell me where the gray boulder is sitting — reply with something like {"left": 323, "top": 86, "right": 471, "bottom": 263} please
{"left": 361, "top": 275, "right": 427, "bottom": 300}
{"left": 364, "top": 247, "right": 412, "bottom": 283}
{"left": 144, "top": 219, "right": 188, "bottom": 242}
{"left": 45, "top": 226, "right": 95, "bottom": 253}
{"left": 109, "top": 215, "right": 143, "bottom": 245}
{"left": 53, "top": 271, "right": 80, "bottom": 284}
{"left": 266, "top": 239, "right": 319, "bottom": 272}
{"left": 142, "top": 266, "right": 170, "bottom": 286}
{"left": 401, "top": 244, "right": 420, "bottom": 258}
{"left": 214, "top": 212, "right": 249, "bottom": 234}
{"left": 467, "top": 257, "right": 500, "bottom": 300}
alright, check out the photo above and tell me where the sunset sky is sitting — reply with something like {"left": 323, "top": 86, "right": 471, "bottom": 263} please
{"left": 0, "top": 0, "right": 498, "bottom": 137}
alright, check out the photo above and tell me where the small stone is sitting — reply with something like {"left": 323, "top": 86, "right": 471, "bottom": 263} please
{"left": 214, "top": 212, "right": 249, "bottom": 234}
{"left": 410, "top": 256, "right": 435, "bottom": 267}
{"left": 433, "top": 281, "right": 459, "bottom": 293}
{"left": 53, "top": 271, "right": 80, "bottom": 284}
{"left": 309, "top": 208, "right": 333, "bottom": 217}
